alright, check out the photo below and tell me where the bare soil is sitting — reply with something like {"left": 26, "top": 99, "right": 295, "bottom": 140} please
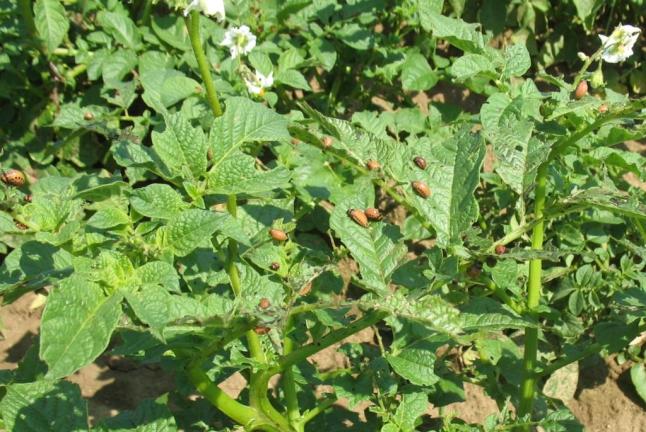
{"left": 1, "top": 293, "right": 645, "bottom": 430}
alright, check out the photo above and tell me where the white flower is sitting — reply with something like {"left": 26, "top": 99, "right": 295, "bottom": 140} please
{"left": 220, "top": 25, "right": 256, "bottom": 59}
{"left": 184, "top": 0, "right": 225, "bottom": 20}
{"left": 598, "top": 24, "right": 641, "bottom": 63}
{"left": 245, "top": 70, "right": 274, "bottom": 96}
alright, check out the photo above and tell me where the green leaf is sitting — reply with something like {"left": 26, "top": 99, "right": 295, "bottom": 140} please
{"left": 40, "top": 276, "right": 123, "bottom": 379}
{"left": 335, "top": 23, "right": 373, "bottom": 50}
{"left": 381, "top": 392, "right": 428, "bottom": 432}
{"left": 0, "top": 380, "right": 87, "bottom": 431}
{"left": 401, "top": 52, "right": 438, "bottom": 91}
{"left": 572, "top": 0, "right": 603, "bottom": 30}
{"left": 210, "top": 97, "right": 290, "bottom": 165}
{"left": 0, "top": 241, "right": 72, "bottom": 295}
{"left": 207, "top": 152, "right": 291, "bottom": 196}
{"left": 408, "top": 128, "right": 485, "bottom": 247}
{"left": 152, "top": 113, "right": 208, "bottom": 179}
{"left": 460, "top": 298, "right": 535, "bottom": 331}
{"left": 130, "top": 184, "right": 188, "bottom": 219}
{"left": 87, "top": 207, "right": 130, "bottom": 229}
{"left": 95, "top": 398, "right": 178, "bottom": 431}
{"left": 96, "top": 11, "right": 141, "bottom": 49}
{"left": 299, "top": 103, "right": 403, "bottom": 180}
{"left": 275, "top": 69, "right": 311, "bottom": 91}
{"left": 502, "top": 44, "right": 531, "bottom": 78}
{"left": 126, "top": 284, "right": 205, "bottom": 330}
{"left": 140, "top": 69, "right": 200, "bottom": 108}
{"left": 631, "top": 363, "right": 646, "bottom": 405}
{"left": 330, "top": 197, "right": 407, "bottom": 292}
{"left": 33, "top": 0, "right": 69, "bottom": 54}
{"left": 450, "top": 54, "right": 495, "bottom": 82}
{"left": 419, "top": 11, "right": 485, "bottom": 53}
{"left": 387, "top": 346, "right": 439, "bottom": 386}
{"left": 164, "top": 209, "right": 220, "bottom": 257}
{"left": 137, "top": 261, "right": 180, "bottom": 292}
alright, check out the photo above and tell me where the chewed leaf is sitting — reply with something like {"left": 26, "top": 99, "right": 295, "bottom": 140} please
{"left": 407, "top": 127, "right": 485, "bottom": 247}
{"left": 330, "top": 197, "right": 407, "bottom": 293}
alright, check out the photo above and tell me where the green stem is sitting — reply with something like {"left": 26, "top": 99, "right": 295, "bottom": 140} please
{"left": 275, "top": 311, "right": 387, "bottom": 373}
{"left": 17, "top": 0, "right": 37, "bottom": 40}
{"left": 183, "top": 10, "right": 284, "bottom": 429}
{"left": 573, "top": 48, "right": 603, "bottom": 88}
{"left": 185, "top": 365, "right": 257, "bottom": 427}
{"left": 282, "top": 316, "right": 300, "bottom": 427}
{"left": 185, "top": 11, "right": 223, "bottom": 118}
{"left": 518, "top": 164, "right": 548, "bottom": 422}
{"left": 486, "top": 280, "right": 523, "bottom": 314}
{"left": 139, "top": 0, "right": 153, "bottom": 25}
{"left": 299, "top": 397, "right": 337, "bottom": 425}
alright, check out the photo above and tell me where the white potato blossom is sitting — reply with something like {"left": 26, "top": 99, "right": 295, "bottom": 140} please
{"left": 598, "top": 25, "right": 641, "bottom": 63}
{"left": 220, "top": 25, "right": 256, "bottom": 58}
{"left": 245, "top": 70, "right": 274, "bottom": 96}
{"left": 184, "top": 0, "right": 225, "bottom": 20}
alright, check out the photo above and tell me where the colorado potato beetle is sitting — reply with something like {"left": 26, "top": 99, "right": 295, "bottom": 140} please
{"left": 411, "top": 181, "right": 431, "bottom": 198}
{"left": 366, "top": 159, "right": 381, "bottom": 171}
{"left": 1, "top": 169, "right": 26, "bottom": 187}
{"left": 269, "top": 228, "right": 288, "bottom": 241}
{"left": 347, "top": 208, "right": 369, "bottom": 227}
{"left": 413, "top": 156, "right": 427, "bottom": 170}
{"left": 364, "top": 207, "right": 382, "bottom": 221}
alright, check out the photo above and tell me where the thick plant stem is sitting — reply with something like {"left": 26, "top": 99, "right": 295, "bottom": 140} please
{"left": 17, "top": 0, "right": 37, "bottom": 40}
{"left": 185, "top": 11, "right": 223, "bottom": 117}
{"left": 282, "top": 316, "right": 301, "bottom": 427}
{"left": 518, "top": 163, "right": 548, "bottom": 423}
{"left": 186, "top": 366, "right": 257, "bottom": 427}
{"left": 276, "top": 311, "right": 387, "bottom": 373}
{"left": 184, "top": 11, "right": 282, "bottom": 428}
{"left": 139, "top": 0, "right": 153, "bottom": 24}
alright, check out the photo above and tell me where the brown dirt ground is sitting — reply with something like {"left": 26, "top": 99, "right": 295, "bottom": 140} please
{"left": 1, "top": 293, "right": 645, "bottom": 431}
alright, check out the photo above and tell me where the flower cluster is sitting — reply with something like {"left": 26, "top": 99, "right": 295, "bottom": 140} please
{"left": 184, "top": 0, "right": 224, "bottom": 20}
{"left": 220, "top": 25, "right": 256, "bottom": 59}
{"left": 183, "top": 0, "right": 273, "bottom": 97}
{"left": 598, "top": 25, "right": 641, "bottom": 63}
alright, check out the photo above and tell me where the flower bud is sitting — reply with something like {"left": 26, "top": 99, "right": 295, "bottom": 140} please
{"left": 590, "top": 68, "right": 604, "bottom": 89}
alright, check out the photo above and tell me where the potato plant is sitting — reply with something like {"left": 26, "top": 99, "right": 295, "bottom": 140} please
{"left": 1, "top": 0, "right": 645, "bottom": 431}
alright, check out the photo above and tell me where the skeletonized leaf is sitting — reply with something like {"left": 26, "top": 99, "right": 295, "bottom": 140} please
{"left": 362, "top": 292, "right": 462, "bottom": 335}
{"left": 561, "top": 187, "right": 646, "bottom": 220}
{"left": 481, "top": 94, "right": 550, "bottom": 196}
{"left": 40, "top": 276, "right": 123, "bottom": 379}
